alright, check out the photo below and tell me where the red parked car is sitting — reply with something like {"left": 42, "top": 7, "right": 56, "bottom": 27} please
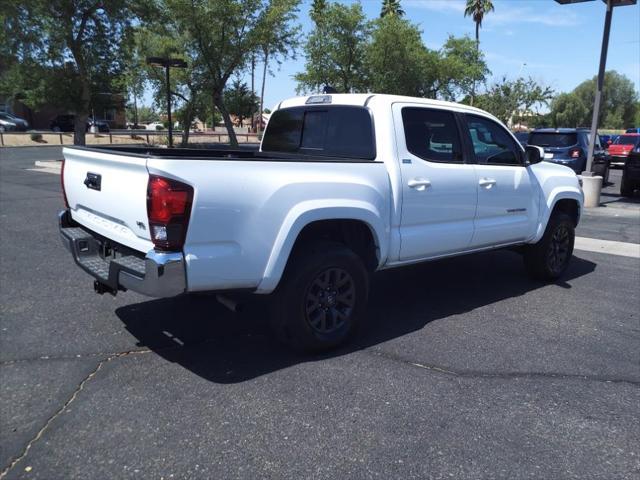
{"left": 608, "top": 133, "right": 640, "bottom": 168}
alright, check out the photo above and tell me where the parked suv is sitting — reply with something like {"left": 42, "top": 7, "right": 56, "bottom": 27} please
{"left": 528, "top": 128, "right": 610, "bottom": 180}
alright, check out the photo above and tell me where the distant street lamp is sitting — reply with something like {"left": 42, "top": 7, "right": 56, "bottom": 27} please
{"left": 146, "top": 57, "right": 187, "bottom": 147}
{"left": 554, "top": 0, "right": 637, "bottom": 206}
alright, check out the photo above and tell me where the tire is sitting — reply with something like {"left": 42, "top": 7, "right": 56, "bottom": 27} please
{"left": 270, "top": 240, "right": 369, "bottom": 352}
{"left": 620, "top": 174, "right": 634, "bottom": 197}
{"left": 523, "top": 212, "right": 575, "bottom": 281}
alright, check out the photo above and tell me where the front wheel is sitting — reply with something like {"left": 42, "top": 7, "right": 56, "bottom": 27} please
{"left": 523, "top": 213, "right": 575, "bottom": 280}
{"left": 270, "top": 241, "right": 369, "bottom": 352}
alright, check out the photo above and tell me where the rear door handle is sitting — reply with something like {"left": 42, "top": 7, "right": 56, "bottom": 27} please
{"left": 408, "top": 178, "right": 431, "bottom": 191}
{"left": 479, "top": 178, "right": 496, "bottom": 188}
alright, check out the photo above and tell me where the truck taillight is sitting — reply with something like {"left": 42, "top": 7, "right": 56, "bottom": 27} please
{"left": 570, "top": 148, "right": 581, "bottom": 158}
{"left": 61, "top": 159, "right": 69, "bottom": 208}
{"left": 147, "top": 175, "right": 193, "bottom": 251}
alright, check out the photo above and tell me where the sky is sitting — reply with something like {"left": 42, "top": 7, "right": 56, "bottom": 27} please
{"left": 144, "top": 0, "right": 640, "bottom": 110}
{"left": 257, "top": 0, "right": 640, "bottom": 110}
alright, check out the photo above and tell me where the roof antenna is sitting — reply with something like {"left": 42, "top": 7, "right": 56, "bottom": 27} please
{"left": 323, "top": 85, "right": 337, "bottom": 94}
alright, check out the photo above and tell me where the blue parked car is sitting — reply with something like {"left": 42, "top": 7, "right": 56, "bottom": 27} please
{"left": 528, "top": 128, "right": 610, "bottom": 181}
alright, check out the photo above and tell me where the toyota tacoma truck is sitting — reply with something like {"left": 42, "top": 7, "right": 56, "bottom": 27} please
{"left": 59, "top": 94, "right": 583, "bottom": 351}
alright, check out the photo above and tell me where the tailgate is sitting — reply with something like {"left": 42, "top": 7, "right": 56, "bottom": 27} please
{"left": 62, "top": 147, "right": 154, "bottom": 253}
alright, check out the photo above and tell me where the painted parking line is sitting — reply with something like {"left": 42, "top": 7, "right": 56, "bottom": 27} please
{"left": 575, "top": 236, "right": 640, "bottom": 258}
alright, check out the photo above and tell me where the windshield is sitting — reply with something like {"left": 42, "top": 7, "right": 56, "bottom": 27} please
{"left": 614, "top": 135, "right": 640, "bottom": 146}
{"left": 528, "top": 132, "right": 578, "bottom": 148}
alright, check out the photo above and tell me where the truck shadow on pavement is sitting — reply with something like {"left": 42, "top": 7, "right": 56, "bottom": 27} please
{"left": 115, "top": 250, "right": 596, "bottom": 384}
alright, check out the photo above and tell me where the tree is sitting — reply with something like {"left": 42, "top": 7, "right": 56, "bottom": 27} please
{"left": 224, "top": 79, "right": 259, "bottom": 126}
{"left": 1, "top": 1, "right": 152, "bottom": 145}
{"left": 380, "top": 0, "right": 404, "bottom": 18}
{"left": 295, "top": 2, "right": 369, "bottom": 94}
{"left": 255, "top": 0, "right": 300, "bottom": 133}
{"left": 135, "top": 106, "right": 160, "bottom": 124}
{"left": 475, "top": 76, "right": 554, "bottom": 126}
{"left": 463, "top": 0, "right": 494, "bottom": 105}
{"left": 310, "top": 0, "right": 327, "bottom": 24}
{"left": 464, "top": 0, "right": 494, "bottom": 47}
{"left": 136, "top": 18, "right": 206, "bottom": 146}
{"left": 549, "top": 71, "right": 638, "bottom": 129}
{"left": 435, "top": 35, "right": 490, "bottom": 102}
{"left": 365, "top": 16, "right": 434, "bottom": 96}
{"left": 164, "top": 0, "right": 300, "bottom": 147}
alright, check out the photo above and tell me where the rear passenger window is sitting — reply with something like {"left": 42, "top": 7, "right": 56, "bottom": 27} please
{"left": 262, "top": 106, "right": 375, "bottom": 160}
{"left": 401, "top": 108, "right": 463, "bottom": 163}
{"left": 466, "top": 115, "right": 522, "bottom": 165}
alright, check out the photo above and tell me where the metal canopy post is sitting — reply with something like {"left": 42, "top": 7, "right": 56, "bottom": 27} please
{"left": 165, "top": 65, "right": 173, "bottom": 148}
{"left": 585, "top": 0, "right": 614, "bottom": 176}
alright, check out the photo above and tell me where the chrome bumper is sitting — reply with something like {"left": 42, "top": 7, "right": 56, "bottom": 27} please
{"left": 58, "top": 210, "right": 186, "bottom": 297}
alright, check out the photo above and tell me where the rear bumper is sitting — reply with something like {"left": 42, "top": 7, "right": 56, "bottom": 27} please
{"left": 59, "top": 210, "right": 186, "bottom": 297}
{"left": 610, "top": 156, "right": 628, "bottom": 167}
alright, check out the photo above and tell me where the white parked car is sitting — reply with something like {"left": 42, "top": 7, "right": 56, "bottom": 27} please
{"left": 145, "top": 122, "right": 164, "bottom": 131}
{"left": 59, "top": 94, "right": 583, "bottom": 351}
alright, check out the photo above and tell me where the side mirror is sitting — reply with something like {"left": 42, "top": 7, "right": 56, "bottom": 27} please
{"left": 524, "top": 145, "right": 544, "bottom": 165}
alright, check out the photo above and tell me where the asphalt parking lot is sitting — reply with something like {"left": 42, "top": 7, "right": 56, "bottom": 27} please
{"left": 1, "top": 147, "right": 639, "bottom": 479}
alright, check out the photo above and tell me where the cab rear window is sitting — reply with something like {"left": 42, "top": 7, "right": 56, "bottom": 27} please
{"left": 262, "top": 106, "right": 375, "bottom": 160}
{"left": 528, "top": 133, "right": 578, "bottom": 148}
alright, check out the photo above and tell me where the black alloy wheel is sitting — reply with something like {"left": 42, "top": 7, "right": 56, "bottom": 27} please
{"left": 304, "top": 267, "right": 355, "bottom": 335}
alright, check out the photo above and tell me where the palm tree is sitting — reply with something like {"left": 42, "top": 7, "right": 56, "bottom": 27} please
{"left": 464, "top": 0, "right": 493, "bottom": 105}
{"left": 464, "top": 0, "right": 494, "bottom": 48}
{"left": 380, "top": 0, "right": 405, "bottom": 18}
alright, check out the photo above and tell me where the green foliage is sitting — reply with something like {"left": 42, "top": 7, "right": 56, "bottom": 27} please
{"left": 310, "top": 0, "right": 327, "bottom": 24}
{"left": 295, "top": 2, "right": 369, "bottom": 93}
{"left": 464, "top": 0, "right": 494, "bottom": 43}
{"left": 135, "top": 106, "right": 160, "bottom": 124}
{"left": 296, "top": 2, "right": 488, "bottom": 101}
{"left": 157, "top": 0, "right": 299, "bottom": 145}
{"left": 549, "top": 71, "right": 638, "bottom": 129}
{"left": 224, "top": 79, "right": 259, "bottom": 125}
{"left": 380, "top": 0, "right": 404, "bottom": 18}
{"left": 1, "top": 0, "right": 154, "bottom": 145}
{"left": 436, "top": 35, "right": 490, "bottom": 101}
{"left": 549, "top": 93, "right": 588, "bottom": 128}
{"left": 474, "top": 76, "right": 554, "bottom": 126}
{"left": 365, "top": 16, "right": 434, "bottom": 97}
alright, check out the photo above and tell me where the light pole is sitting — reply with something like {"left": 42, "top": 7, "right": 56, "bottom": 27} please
{"left": 146, "top": 57, "right": 187, "bottom": 148}
{"left": 554, "top": 0, "right": 637, "bottom": 206}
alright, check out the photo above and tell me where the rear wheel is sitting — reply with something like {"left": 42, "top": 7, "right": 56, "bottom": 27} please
{"left": 524, "top": 213, "right": 575, "bottom": 280}
{"left": 270, "top": 241, "right": 369, "bottom": 352}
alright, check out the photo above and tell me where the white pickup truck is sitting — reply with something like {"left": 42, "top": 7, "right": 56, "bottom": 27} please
{"left": 60, "top": 93, "right": 583, "bottom": 351}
